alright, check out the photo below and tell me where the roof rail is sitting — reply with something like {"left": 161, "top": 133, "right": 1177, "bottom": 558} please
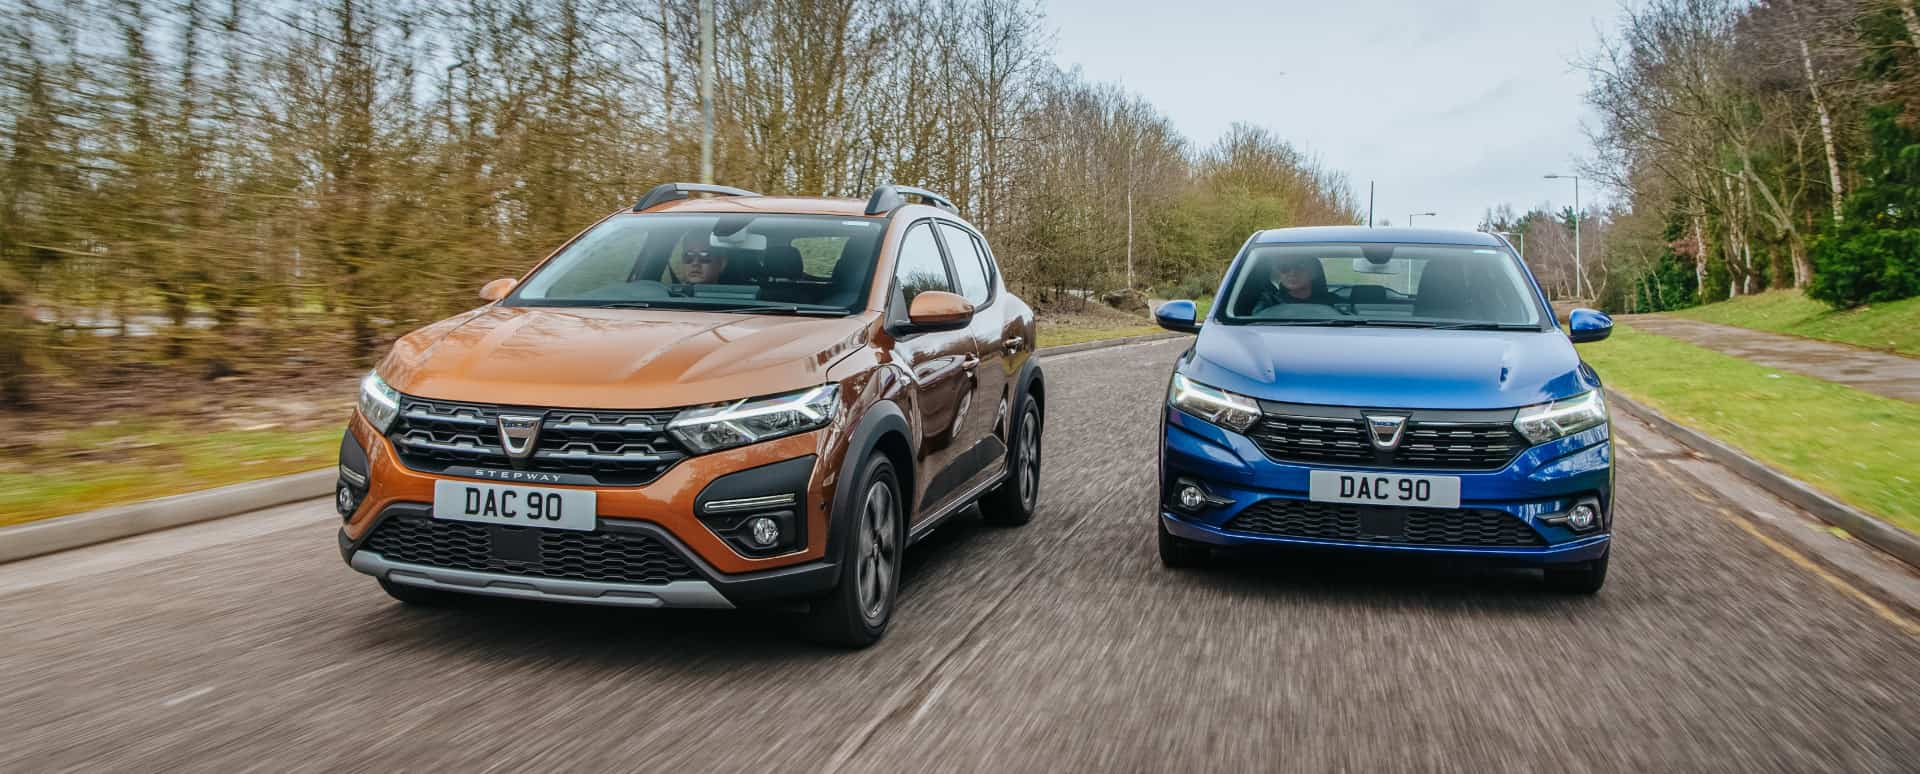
{"left": 864, "top": 184, "right": 958, "bottom": 216}
{"left": 633, "top": 182, "right": 760, "bottom": 212}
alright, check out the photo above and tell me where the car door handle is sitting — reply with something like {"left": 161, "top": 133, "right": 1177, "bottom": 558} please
{"left": 961, "top": 355, "right": 981, "bottom": 372}
{"left": 1002, "top": 337, "right": 1023, "bottom": 354}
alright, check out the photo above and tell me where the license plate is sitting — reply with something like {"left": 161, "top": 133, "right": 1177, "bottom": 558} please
{"left": 432, "top": 480, "right": 597, "bottom": 531}
{"left": 1308, "top": 470, "right": 1460, "bottom": 509}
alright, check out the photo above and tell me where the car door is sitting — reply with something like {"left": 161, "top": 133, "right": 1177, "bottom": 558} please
{"left": 887, "top": 220, "right": 982, "bottom": 522}
{"left": 935, "top": 221, "right": 1011, "bottom": 494}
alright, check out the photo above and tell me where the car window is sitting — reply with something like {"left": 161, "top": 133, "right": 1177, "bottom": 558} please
{"left": 937, "top": 223, "right": 992, "bottom": 306}
{"left": 1217, "top": 242, "right": 1544, "bottom": 327}
{"left": 509, "top": 214, "right": 884, "bottom": 314}
{"left": 894, "top": 222, "right": 954, "bottom": 304}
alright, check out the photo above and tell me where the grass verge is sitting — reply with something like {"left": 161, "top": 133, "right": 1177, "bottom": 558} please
{"left": 1671, "top": 290, "right": 1920, "bottom": 357}
{"left": 1584, "top": 325, "right": 1920, "bottom": 535}
{"left": 0, "top": 419, "right": 340, "bottom": 528}
{"left": 1036, "top": 322, "right": 1166, "bottom": 349}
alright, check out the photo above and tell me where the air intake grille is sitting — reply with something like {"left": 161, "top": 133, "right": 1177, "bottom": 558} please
{"left": 1226, "top": 499, "right": 1545, "bottom": 548}
{"left": 364, "top": 516, "right": 700, "bottom": 585}
{"left": 387, "top": 396, "right": 686, "bottom": 485}
{"left": 1249, "top": 402, "right": 1529, "bottom": 471}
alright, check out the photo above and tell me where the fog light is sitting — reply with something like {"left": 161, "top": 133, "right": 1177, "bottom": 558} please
{"left": 335, "top": 485, "right": 359, "bottom": 518}
{"left": 1178, "top": 485, "right": 1207, "bottom": 511}
{"left": 1568, "top": 503, "right": 1598, "bottom": 531}
{"left": 748, "top": 517, "right": 780, "bottom": 548}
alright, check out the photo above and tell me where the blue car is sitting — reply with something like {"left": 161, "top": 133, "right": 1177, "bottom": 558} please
{"left": 1154, "top": 227, "right": 1615, "bottom": 592}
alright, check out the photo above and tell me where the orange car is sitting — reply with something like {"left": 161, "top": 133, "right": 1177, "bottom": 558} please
{"left": 335, "top": 183, "right": 1043, "bottom": 646}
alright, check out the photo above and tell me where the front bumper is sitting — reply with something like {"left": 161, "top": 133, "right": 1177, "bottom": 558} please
{"left": 337, "top": 412, "right": 850, "bottom": 607}
{"left": 351, "top": 550, "right": 737, "bottom": 608}
{"left": 1161, "top": 406, "right": 1614, "bottom": 566}
{"left": 340, "top": 503, "right": 840, "bottom": 607}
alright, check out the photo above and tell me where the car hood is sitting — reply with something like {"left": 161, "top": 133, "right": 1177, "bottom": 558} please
{"left": 378, "top": 306, "right": 872, "bottom": 409}
{"left": 1183, "top": 324, "right": 1597, "bottom": 410}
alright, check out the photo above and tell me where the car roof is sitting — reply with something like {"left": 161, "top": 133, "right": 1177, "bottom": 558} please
{"left": 1253, "top": 226, "right": 1505, "bottom": 247}
{"left": 640, "top": 195, "right": 879, "bottom": 218}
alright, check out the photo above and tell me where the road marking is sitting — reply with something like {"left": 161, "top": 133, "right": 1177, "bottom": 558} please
{"left": 1643, "top": 458, "right": 1920, "bottom": 637}
{"left": 161, "top": 686, "right": 215, "bottom": 707}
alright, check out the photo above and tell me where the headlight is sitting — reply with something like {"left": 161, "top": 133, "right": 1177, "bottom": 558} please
{"left": 358, "top": 371, "right": 401, "bottom": 432}
{"left": 1513, "top": 390, "right": 1607, "bottom": 444}
{"left": 669, "top": 384, "right": 838, "bottom": 454}
{"left": 1168, "top": 373, "right": 1261, "bottom": 433}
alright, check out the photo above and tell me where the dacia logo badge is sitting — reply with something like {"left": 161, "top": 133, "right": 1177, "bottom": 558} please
{"left": 1365, "top": 414, "right": 1408, "bottom": 451}
{"left": 496, "top": 414, "right": 544, "bottom": 463}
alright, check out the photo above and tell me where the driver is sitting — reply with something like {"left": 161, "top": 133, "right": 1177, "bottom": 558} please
{"left": 680, "top": 233, "right": 729, "bottom": 285}
{"left": 1253, "top": 255, "right": 1339, "bottom": 311}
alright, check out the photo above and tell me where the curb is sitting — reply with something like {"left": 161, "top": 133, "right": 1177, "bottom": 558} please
{"left": 0, "top": 468, "right": 335, "bottom": 564}
{"left": 2, "top": 331, "right": 1189, "bottom": 564}
{"left": 1037, "top": 331, "right": 1185, "bottom": 358}
{"left": 1606, "top": 388, "right": 1920, "bottom": 571}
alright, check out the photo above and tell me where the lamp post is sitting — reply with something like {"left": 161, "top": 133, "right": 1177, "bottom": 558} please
{"left": 1408, "top": 211, "right": 1435, "bottom": 226}
{"left": 1544, "top": 174, "right": 1581, "bottom": 298}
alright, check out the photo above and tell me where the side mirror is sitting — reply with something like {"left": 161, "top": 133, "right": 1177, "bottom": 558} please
{"left": 1155, "top": 299, "right": 1201, "bottom": 334}
{"left": 1568, "top": 308, "right": 1613, "bottom": 343}
{"left": 905, "top": 290, "right": 974, "bottom": 331}
{"left": 479, "top": 278, "right": 518, "bottom": 302}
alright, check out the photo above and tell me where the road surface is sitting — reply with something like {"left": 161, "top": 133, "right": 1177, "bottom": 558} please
{"left": 2, "top": 338, "right": 1917, "bottom": 772}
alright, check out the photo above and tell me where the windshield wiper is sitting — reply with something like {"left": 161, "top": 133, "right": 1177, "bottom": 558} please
{"left": 591, "top": 301, "right": 659, "bottom": 309}
{"left": 1249, "top": 318, "right": 1435, "bottom": 328}
{"left": 1425, "top": 322, "right": 1542, "bottom": 331}
{"left": 703, "top": 304, "right": 845, "bottom": 317}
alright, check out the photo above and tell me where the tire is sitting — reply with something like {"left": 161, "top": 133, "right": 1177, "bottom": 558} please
{"left": 806, "top": 455, "right": 905, "bottom": 648}
{"left": 1158, "top": 520, "right": 1210, "bottom": 568}
{"left": 1544, "top": 550, "right": 1608, "bottom": 594}
{"left": 378, "top": 578, "right": 458, "bottom": 606}
{"left": 981, "top": 393, "right": 1041, "bottom": 526}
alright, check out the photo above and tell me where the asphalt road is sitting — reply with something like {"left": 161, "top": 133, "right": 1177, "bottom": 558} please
{"left": 3, "top": 337, "right": 1918, "bottom": 772}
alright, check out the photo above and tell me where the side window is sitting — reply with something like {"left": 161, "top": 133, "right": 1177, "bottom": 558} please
{"left": 937, "top": 222, "right": 992, "bottom": 306}
{"left": 894, "top": 222, "right": 955, "bottom": 304}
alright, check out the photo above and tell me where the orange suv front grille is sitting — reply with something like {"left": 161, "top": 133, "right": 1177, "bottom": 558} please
{"left": 387, "top": 395, "right": 688, "bottom": 485}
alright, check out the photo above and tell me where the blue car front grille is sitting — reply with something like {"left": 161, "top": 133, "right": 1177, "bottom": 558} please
{"left": 1226, "top": 499, "right": 1545, "bottom": 548}
{"left": 1249, "top": 401, "right": 1528, "bottom": 471}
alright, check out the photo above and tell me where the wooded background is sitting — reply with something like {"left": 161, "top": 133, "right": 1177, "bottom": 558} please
{"left": 1490, "top": 0, "right": 1920, "bottom": 317}
{"left": 0, "top": 0, "right": 1358, "bottom": 408}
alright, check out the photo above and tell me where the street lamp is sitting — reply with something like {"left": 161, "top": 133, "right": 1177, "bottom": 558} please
{"left": 1544, "top": 174, "right": 1581, "bottom": 298}
{"left": 1408, "top": 212, "right": 1436, "bottom": 226}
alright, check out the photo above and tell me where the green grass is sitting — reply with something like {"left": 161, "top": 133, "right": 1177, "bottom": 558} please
{"left": 0, "top": 420, "right": 340, "bottom": 527}
{"left": 1036, "top": 322, "right": 1166, "bottom": 349}
{"left": 1583, "top": 325, "right": 1920, "bottom": 535}
{"left": 1671, "top": 290, "right": 1920, "bottom": 357}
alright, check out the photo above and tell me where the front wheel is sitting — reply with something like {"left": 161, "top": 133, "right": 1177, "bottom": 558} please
{"left": 981, "top": 393, "right": 1041, "bottom": 526}
{"left": 1544, "top": 551, "right": 1608, "bottom": 594}
{"left": 805, "top": 455, "right": 905, "bottom": 648}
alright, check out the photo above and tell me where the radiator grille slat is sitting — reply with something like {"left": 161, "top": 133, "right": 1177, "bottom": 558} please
{"left": 1226, "top": 499, "right": 1545, "bottom": 548}
{"left": 364, "top": 516, "right": 700, "bottom": 584}
{"left": 387, "top": 396, "right": 686, "bottom": 486}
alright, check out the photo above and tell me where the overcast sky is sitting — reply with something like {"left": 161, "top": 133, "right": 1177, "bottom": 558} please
{"left": 1045, "top": 0, "right": 1622, "bottom": 231}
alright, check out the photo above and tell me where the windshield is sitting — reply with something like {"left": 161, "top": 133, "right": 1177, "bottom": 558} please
{"left": 1215, "top": 242, "right": 1546, "bottom": 328}
{"left": 507, "top": 213, "right": 884, "bottom": 315}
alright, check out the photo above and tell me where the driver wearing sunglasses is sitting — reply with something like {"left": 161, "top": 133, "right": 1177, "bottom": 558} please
{"left": 680, "top": 234, "right": 729, "bottom": 285}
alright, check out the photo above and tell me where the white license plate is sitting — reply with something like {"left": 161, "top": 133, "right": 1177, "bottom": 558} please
{"left": 433, "top": 480, "right": 597, "bottom": 531}
{"left": 1308, "top": 470, "right": 1460, "bottom": 509}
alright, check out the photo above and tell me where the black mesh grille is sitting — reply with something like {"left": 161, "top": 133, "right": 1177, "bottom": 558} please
{"left": 1249, "top": 406, "right": 1528, "bottom": 471}
{"left": 1226, "top": 499, "right": 1545, "bottom": 548}
{"left": 364, "top": 516, "right": 701, "bottom": 584}
{"left": 387, "top": 396, "right": 686, "bottom": 485}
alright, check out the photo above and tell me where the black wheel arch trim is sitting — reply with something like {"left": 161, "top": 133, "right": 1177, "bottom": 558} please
{"left": 827, "top": 400, "right": 913, "bottom": 569}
